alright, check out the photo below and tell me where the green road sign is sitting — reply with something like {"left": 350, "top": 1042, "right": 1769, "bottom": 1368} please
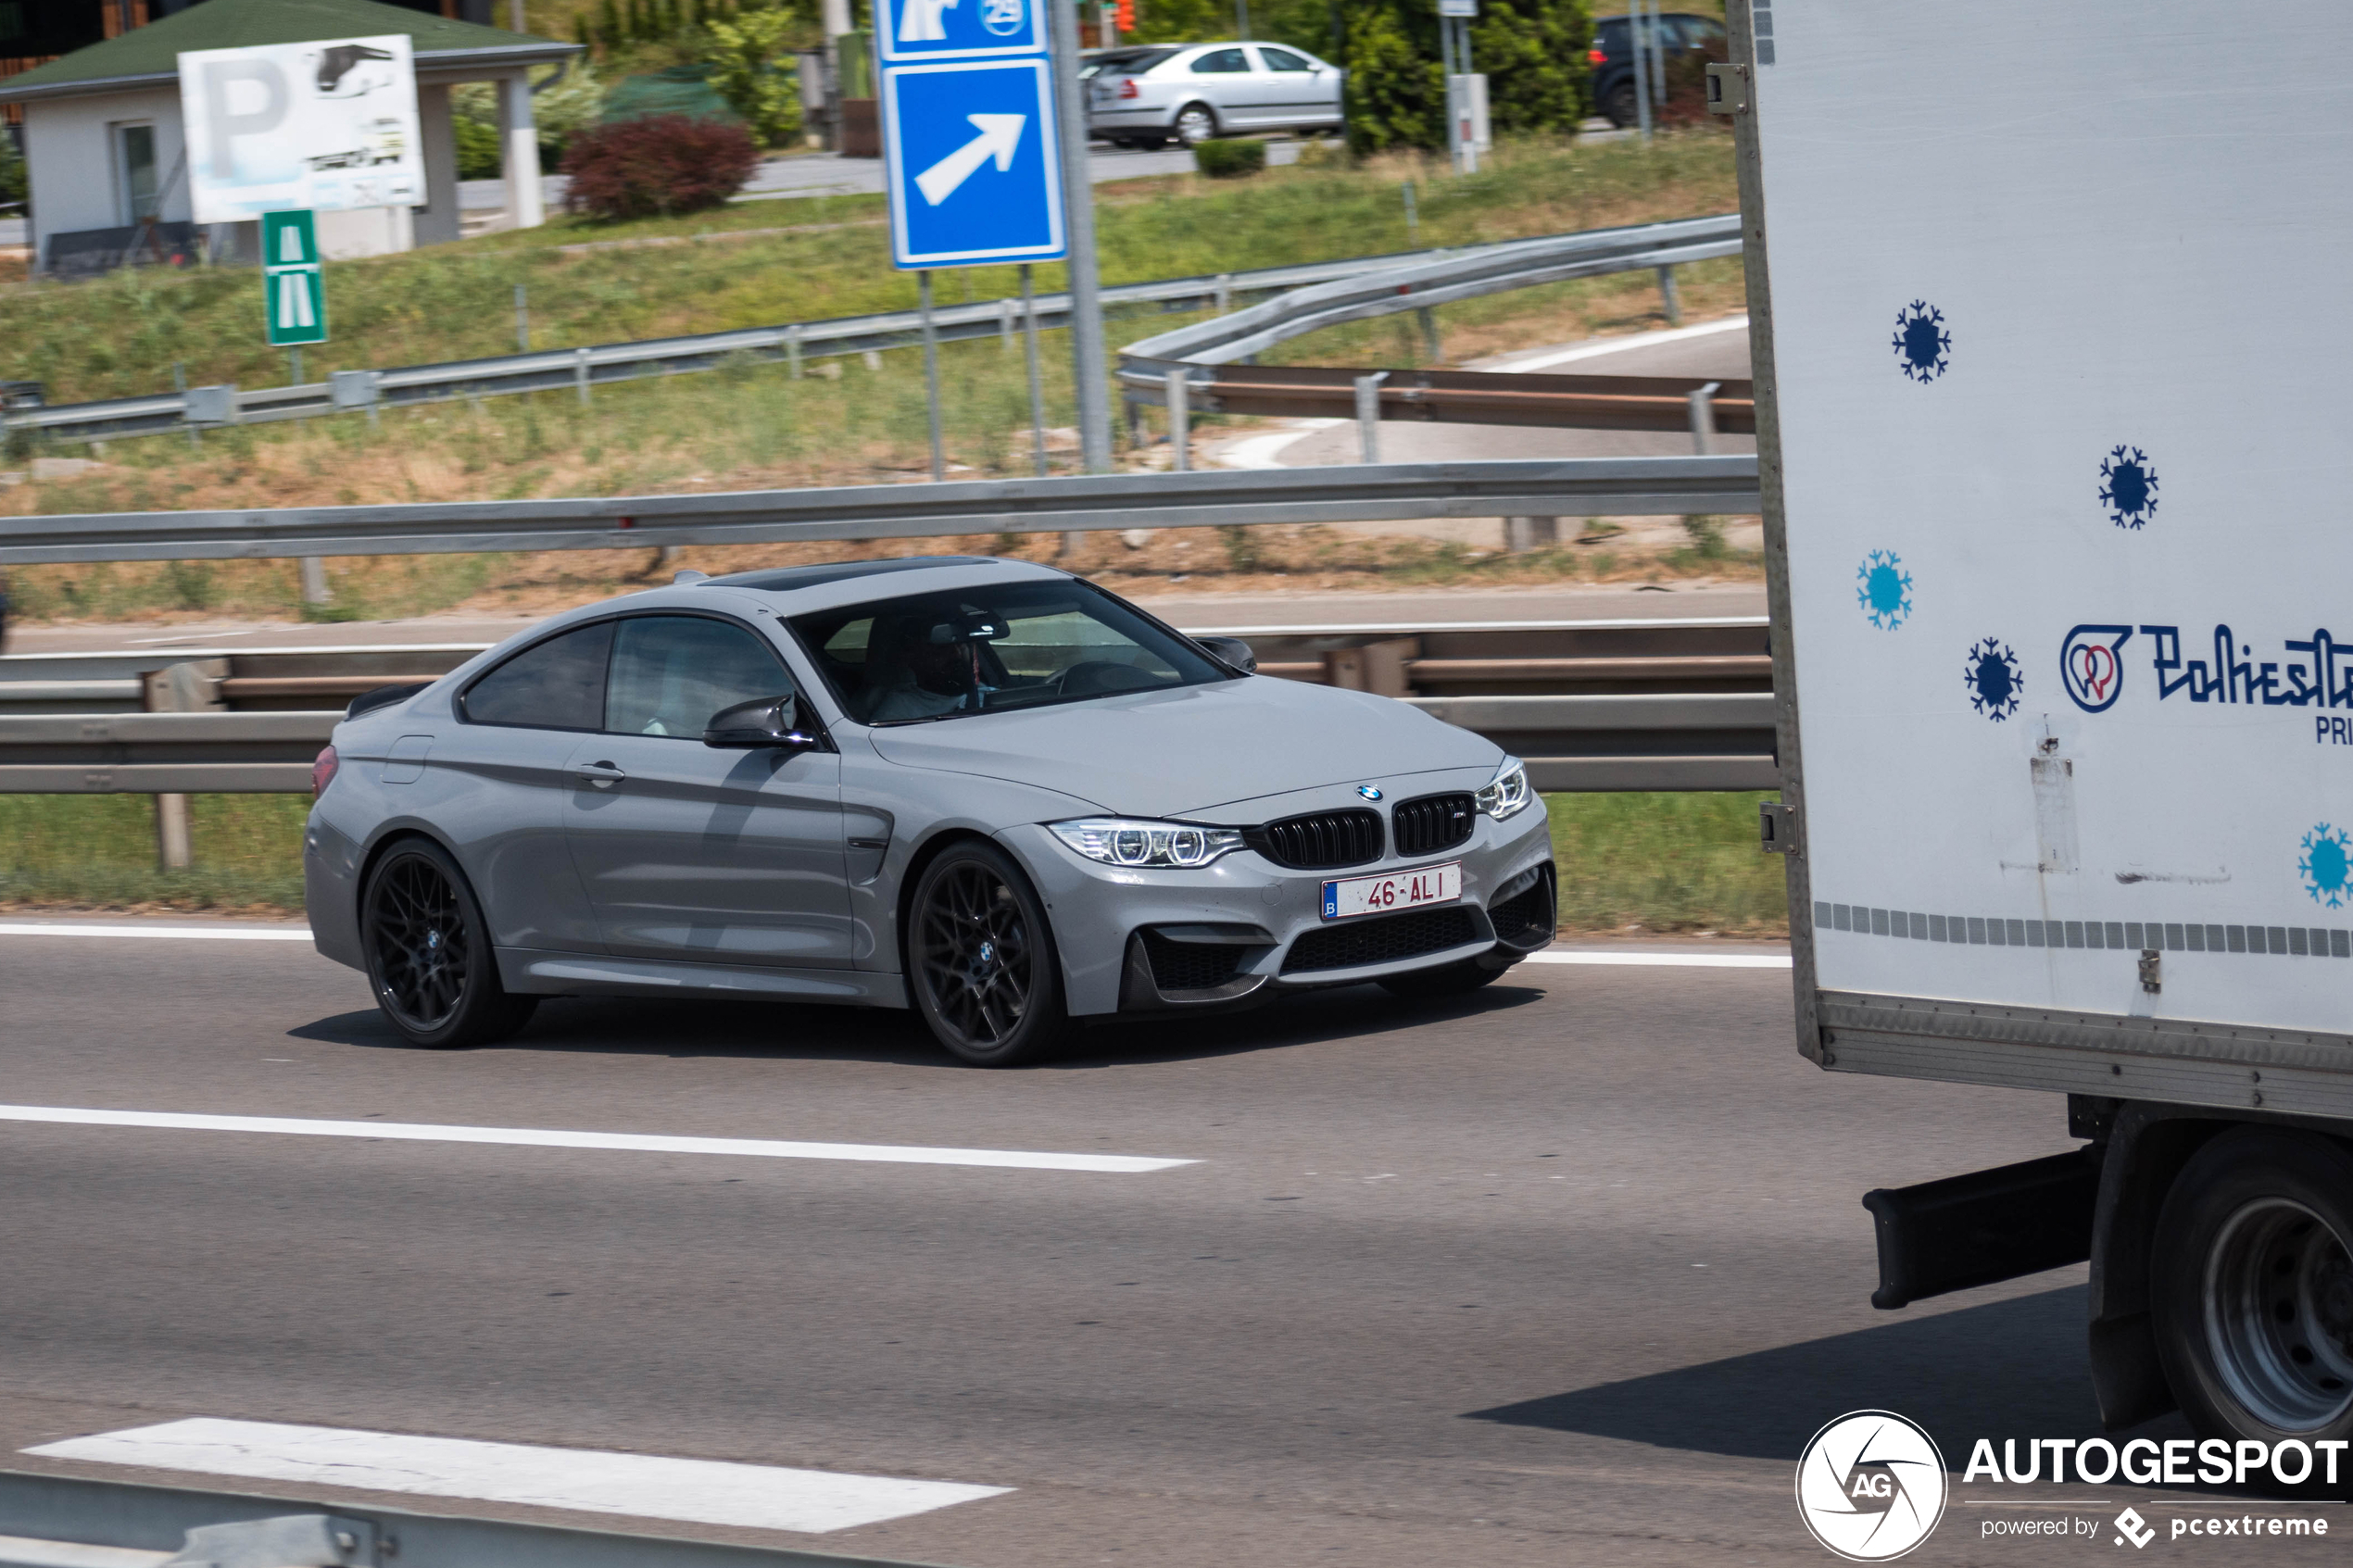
{"left": 261, "top": 211, "right": 327, "bottom": 347}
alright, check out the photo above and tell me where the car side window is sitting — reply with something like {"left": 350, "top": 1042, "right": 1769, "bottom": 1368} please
{"left": 1257, "top": 46, "right": 1312, "bottom": 71}
{"left": 460, "top": 621, "right": 613, "bottom": 731}
{"left": 605, "top": 615, "right": 796, "bottom": 739}
{"left": 1191, "top": 48, "right": 1249, "bottom": 73}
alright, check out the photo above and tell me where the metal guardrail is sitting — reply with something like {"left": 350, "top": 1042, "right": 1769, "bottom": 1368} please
{"left": 0, "top": 457, "right": 1762, "bottom": 567}
{"left": 0, "top": 617, "right": 1777, "bottom": 794}
{"left": 0, "top": 1469, "right": 937, "bottom": 1568}
{"left": 1116, "top": 215, "right": 1743, "bottom": 396}
{"left": 0, "top": 220, "right": 1730, "bottom": 445}
{"left": 0, "top": 697, "right": 1773, "bottom": 795}
{"left": 0, "top": 618, "right": 1773, "bottom": 713}
{"left": 1151, "top": 362, "right": 1757, "bottom": 433}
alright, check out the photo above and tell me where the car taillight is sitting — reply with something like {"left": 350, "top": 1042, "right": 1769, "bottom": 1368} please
{"left": 1589, "top": 46, "right": 1606, "bottom": 64}
{"left": 312, "top": 745, "right": 339, "bottom": 800}
{"left": 1118, "top": 78, "right": 1139, "bottom": 98}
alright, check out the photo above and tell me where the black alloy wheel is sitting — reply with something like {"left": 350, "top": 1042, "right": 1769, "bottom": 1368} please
{"left": 909, "top": 842, "right": 1072, "bottom": 1066}
{"left": 2151, "top": 1127, "right": 2353, "bottom": 1494}
{"left": 360, "top": 839, "right": 537, "bottom": 1049}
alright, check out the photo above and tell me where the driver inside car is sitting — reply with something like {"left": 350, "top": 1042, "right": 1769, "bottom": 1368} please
{"left": 864, "top": 616, "right": 999, "bottom": 722}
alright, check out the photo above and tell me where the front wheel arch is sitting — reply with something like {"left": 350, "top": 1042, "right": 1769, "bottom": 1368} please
{"left": 900, "top": 834, "right": 1074, "bottom": 1065}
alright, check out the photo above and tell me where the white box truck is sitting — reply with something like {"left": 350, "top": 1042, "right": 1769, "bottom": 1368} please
{"left": 1717, "top": 0, "right": 2353, "bottom": 1459}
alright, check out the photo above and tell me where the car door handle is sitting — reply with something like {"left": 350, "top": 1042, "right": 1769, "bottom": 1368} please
{"left": 575, "top": 760, "right": 626, "bottom": 789}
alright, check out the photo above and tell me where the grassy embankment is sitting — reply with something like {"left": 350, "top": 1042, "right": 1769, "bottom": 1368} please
{"left": 0, "top": 130, "right": 1747, "bottom": 626}
{"left": 0, "top": 790, "right": 1790, "bottom": 935}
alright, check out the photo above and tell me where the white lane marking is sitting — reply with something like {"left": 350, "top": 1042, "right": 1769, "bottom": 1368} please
{"left": 26, "top": 1420, "right": 1010, "bottom": 1536}
{"left": 0, "top": 1104, "right": 1195, "bottom": 1173}
{"left": 1214, "top": 417, "right": 1340, "bottom": 470}
{"left": 1487, "top": 314, "right": 1751, "bottom": 374}
{"left": 0, "top": 922, "right": 313, "bottom": 941}
{"left": 1525, "top": 947, "right": 1791, "bottom": 969}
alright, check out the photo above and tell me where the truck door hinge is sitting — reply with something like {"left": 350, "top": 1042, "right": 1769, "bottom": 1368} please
{"left": 1759, "top": 799, "right": 1799, "bottom": 855}
{"left": 1705, "top": 62, "right": 1749, "bottom": 115}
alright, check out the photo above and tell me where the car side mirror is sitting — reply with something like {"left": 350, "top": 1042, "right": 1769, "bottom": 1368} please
{"left": 1194, "top": 634, "right": 1257, "bottom": 673}
{"left": 703, "top": 694, "right": 819, "bottom": 750}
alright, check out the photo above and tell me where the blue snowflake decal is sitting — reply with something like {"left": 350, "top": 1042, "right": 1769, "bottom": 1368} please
{"left": 1964, "top": 637, "right": 2021, "bottom": 721}
{"left": 2098, "top": 445, "right": 2159, "bottom": 529}
{"left": 2300, "top": 824, "right": 2352, "bottom": 909}
{"left": 1856, "top": 550, "right": 1913, "bottom": 630}
{"left": 1893, "top": 301, "right": 1951, "bottom": 383}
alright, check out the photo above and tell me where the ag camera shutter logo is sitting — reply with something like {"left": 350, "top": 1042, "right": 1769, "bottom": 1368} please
{"left": 1795, "top": 1411, "right": 1947, "bottom": 1561}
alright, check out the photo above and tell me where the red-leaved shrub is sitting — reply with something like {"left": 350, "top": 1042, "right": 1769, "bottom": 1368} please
{"left": 560, "top": 116, "right": 761, "bottom": 222}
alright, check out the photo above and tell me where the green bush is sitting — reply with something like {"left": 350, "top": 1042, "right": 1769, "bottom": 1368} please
{"left": 453, "top": 64, "right": 607, "bottom": 180}
{"left": 703, "top": 7, "right": 802, "bottom": 147}
{"left": 1343, "top": 0, "right": 1593, "bottom": 154}
{"left": 1192, "top": 137, "right": 1266, "bottom": 179}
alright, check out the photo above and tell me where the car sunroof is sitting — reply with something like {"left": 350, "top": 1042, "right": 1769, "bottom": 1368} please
{"left": 709, "top": 557, "right": 1004, "bottom": 592}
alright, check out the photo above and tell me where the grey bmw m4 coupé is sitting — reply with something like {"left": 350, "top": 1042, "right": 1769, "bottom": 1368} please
{"left": 305, "top": 556, "right": 1556, "bottom": 1064}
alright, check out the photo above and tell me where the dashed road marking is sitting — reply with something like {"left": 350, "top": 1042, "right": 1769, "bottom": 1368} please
{"left": 1525, "top": 948, "right": 1792, "bottom": 969}
{"left": 0, "top": 922, "right": 312, "bottom": 941}
{"left": 27, "top": 1419, "right": 1011, "bottom": 1535}
{"left": 0, "top": 1105, "right": 1196, "bottom": 1173}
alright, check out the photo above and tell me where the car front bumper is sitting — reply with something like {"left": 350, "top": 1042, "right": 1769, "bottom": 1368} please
{"left": 1000, "top": 797, "right": 1555, "bottom": 1018}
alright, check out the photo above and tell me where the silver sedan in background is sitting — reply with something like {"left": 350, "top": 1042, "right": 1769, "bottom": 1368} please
{"left": 1086, "top": 42, "right": 1344, "bottom": 147}
{"left": 304, "top": 558, "right": 1555, "bottom": 1066}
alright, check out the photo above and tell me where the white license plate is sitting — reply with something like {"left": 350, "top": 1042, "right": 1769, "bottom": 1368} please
{"left": 1321, "top": 861, "right": 1462, "bottom": 921}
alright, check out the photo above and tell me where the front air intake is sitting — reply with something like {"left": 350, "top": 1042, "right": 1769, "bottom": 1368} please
{"left": 1391, "top": 792, "right": 1476, "bottom": 858}
{"left": 1247, "top": 809, "right": 1382, "bottom": 871}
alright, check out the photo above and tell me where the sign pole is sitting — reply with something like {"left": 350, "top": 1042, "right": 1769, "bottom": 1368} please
{"left": 919, "top": 270, "right": 946, "bottom": 483}
{"left": 1021, "top": 263, "right": 1048, "bottom": 478}
{"left": 1048, "top": 0, "right": 1113, "bottom": 486}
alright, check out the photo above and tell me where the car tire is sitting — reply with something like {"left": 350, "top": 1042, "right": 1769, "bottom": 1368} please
{"left": 2149, "top": 1127, "right": 2353, "bottom": 1493}
{"left": 1378, "top": 957, "right": 1507, "bottom": 1000}
{"left": 1603, "top": 82, "right": 1638, "bottom": 128}
{"left": 1174, "top": 104, "right": 1218, "bottom": 145}
{"left": 907, "top": 840, "right": 1075, "bottom": 1067}
{"left": 359, "top": 837, "right": 537, "bottom": 1049}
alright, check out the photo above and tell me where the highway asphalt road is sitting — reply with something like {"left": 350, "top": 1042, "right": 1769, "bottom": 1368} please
{"left": 6, "top": 924, "right": 2322, "bottom": 1565}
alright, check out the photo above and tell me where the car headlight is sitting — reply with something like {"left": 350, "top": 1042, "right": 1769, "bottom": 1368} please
{"left": 1476, "top": 757, "right": 1531, "bottom": 821}
{"left": 1049, "top": 818, "right": 1247, "bottom": 869}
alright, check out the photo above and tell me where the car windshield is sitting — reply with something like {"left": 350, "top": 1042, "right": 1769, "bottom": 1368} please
{"left": 790, "top": 580, "right": 1231, "bottom": 726}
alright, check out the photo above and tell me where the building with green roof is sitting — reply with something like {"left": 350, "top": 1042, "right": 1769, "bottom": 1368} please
{"left": 0, "top": 0, "right": 578, "bottom": 272}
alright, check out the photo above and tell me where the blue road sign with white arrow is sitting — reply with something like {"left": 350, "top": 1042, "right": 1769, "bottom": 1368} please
{"left": 881, "top": 57, "right": 1066, "bottom": 268}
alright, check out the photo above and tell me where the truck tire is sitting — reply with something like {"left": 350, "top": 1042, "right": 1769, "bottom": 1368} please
{"left": 2150, "top": 1126, "right": 2353, "bottom": 1492}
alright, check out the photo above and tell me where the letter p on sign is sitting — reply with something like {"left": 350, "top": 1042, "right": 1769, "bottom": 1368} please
{"left": 261, "top": 211, "right": 328, "bottom": 346}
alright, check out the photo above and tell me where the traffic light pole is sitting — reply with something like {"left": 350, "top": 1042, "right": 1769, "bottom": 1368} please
{"left": 1049, "top": 0, "right": 1114, "bottom": 493}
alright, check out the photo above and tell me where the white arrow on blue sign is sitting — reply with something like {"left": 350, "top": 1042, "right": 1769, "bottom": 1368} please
{"left": 881, "top": 57, "right": 1066, "bottom": 268}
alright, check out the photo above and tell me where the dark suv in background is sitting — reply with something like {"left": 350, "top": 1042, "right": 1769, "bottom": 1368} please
{"left": 1589, "top": 12, "right": 1727, "bottom": 127}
